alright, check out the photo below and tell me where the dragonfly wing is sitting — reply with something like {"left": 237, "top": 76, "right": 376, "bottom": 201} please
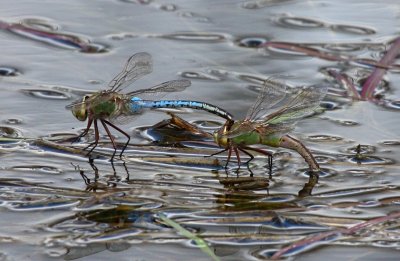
{"left": 245, "top": 77, "right": 288, "bottom": 121}
{"left": 112, "top": 80, "right": 191, "bottom": 121}
{"left": 108, "top": 52, "right": 153, "bottom": 92}
{"left": 110, "top": 78, "right": 189, "bottom": 123}
{"left": 260, "top": 84, "right": 327, "bottom": 127}
{"left": 109, "top": 114, "right": 140, "bottom": 125}
{"left": 257, "top": 123, "right": 295, "bottom": 137}
{"left": 222, "top": 121, "right": 295, "bottom": 139}
{"left": 220, "top": 121, "right": 257, "bottom": 139}
{"left": 126, "top": 79, "right": 191, "bottom": 100}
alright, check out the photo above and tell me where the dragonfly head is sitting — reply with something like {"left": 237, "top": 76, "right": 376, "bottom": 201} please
{"left": 71, "top": 95, "right": 90, "bottom": 121}
{"left": 213, "top": 120, "right": 233, "bottom": 147}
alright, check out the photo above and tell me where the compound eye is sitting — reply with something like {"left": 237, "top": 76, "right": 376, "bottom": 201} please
{"left": 72, "top": 96, "right": 89, "bottom": 121}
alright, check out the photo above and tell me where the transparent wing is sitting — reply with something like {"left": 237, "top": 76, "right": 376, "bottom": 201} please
{"left": 221, "top": 121, "right": 257, "bottom": 139}
{"left": 260, "top": 84, "right": 327, "bottom": 126}
{"left": 245, "top": 77, "right": 288, "bottom": 121}
{"left": 108, "top": 52, "right": 153, "bottom": 92}
{"left": 223, "top": 84, "right": 327, "bottom": 139}
{"left": 109, "top": 114, "right": 140, "bottom": 125}
{"left": 126, "top": 79, "right": 191, "bottom": 100}
{"left": 221, "top": 121, "right": 295, "bottom": 139}
{"left": 108, "top": 80, "right": 191, "bottom": 124}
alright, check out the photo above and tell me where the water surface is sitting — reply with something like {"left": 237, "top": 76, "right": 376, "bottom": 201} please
{"left": 0, "top": 0, "right": 399, "bottom": 260}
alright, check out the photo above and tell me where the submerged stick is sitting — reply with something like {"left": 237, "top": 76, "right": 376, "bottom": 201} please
{"left": 361, "top": 37, "right": 400, "bottom": 99}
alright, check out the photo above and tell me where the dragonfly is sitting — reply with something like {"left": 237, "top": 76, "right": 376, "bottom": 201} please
{"left": 67, "top": 52, "right": 233, "bottom": 160}
{"left": 212, "top": 78, "right": 327, "bottom": 174}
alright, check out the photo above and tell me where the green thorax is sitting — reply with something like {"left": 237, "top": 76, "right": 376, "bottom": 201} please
{"left": 229, "top": 121, "right": 282, "bottom": 148}
{"left": 89, "top": 92, "right": 125, "bottom": 118}
{"left": 231, "top": 131, "right": 261, "bottom": 146}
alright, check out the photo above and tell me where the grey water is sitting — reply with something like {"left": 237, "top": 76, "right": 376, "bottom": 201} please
{"left": 0, "top": 0, "right": 400, "bottom": 260}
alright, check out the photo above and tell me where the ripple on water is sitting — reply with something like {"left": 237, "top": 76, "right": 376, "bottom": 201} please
{"left": 10, "top": 165, "right": 62, "bottom": 174}
{"left": 178, "top": 71, "right": 223, "bottom": 81}
{"left": 346, "top": 155, "right": 394, "bottom": 165}
{"left": 159, "top": 4, "right": 177, "bottom": 11}
{"left": 358, "top": 200, "right": 381, "bottom": 208}
{"left": 0, "top": 67, "right": 20, "bottom": 76}
{"left": 345, "top": 144, "right": 376, "bottom": 154}
{"left": 329, "top": 24, "right": 376, "bottom": 35}
{"left": 379, "top": 196, "right": 400, "bottom": 205}
{"left": 79, "top": 43, "right": 109, "bottom": 53}
{"left": 315, "top": 186, "right": 385, "bottom": 198}
{"left": 3, "top": 118, "right": 23, "bottom": 125}
{"left": 259, "top": 194, "right": 297, "bottom": 202}
{"left": 16, "top": 18, "right": 108, "bottom": 53}
{"left": 322, "top": 43, "right": 365, "bottom": 52}
{"left": 235, "top": 36, "right": 270, "bottom": 48}
{"left": 241, "top": 0, "right": 293, "bottom": 9}
{"left": 8, "top": 198, "right": 79, "bottom": 211}
{"left": 321, "top": 117, "right": 359, "bottom": 126}
{"left": 319, "top": 100, "right": 341, "bottom": 110}
{"left": 382, "top": 99, "right": 400, "bottom": 110}
{"left": 154, "top": 173, "right": 177, "bottom": 180}
{"left": 308, "top": 134, "right": 343, "bottom": 142}
{"left": 0, "top": 126, "right": 23, "bottom": 138}
{"left": 120, "top": 0, "right": 152, "bottom": 4}
{"left": 275, "top": 16, "right": 326, "bottom": 29}
{"left": 157, "top": 32, "right": 227, "bottom": 43}
{"left": 43, "top": 132, "right": 79, "bottom": 142}
{"left": 381, "top": 140, "right": 400, "bottom": 146}
{"left": 346, "top": 168, "right": 383, "bottom": 177}
{"left": 298, "top": 168, "right": 337, "bottom": 178}
{"left": 21, "top": 89, "right": 71, "bottom": 100}
{"left": 177, "top": 12, "right": 210, "bottom": 23}
{"left": 78, "top": 228, "right": 143, "bottom": 244}
{"left": 107, "top": 32, "right": 136, "bottom": 40}
{"left": 44, "top": 248, "right": 68, "bottom": 258}
{"left": 314, "top": 155, "right": 337, "bottom": 164}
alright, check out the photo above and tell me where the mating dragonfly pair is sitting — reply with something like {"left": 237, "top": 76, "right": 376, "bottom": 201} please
{"left": 67, "top": 52, "right": 326, "bottom": 173}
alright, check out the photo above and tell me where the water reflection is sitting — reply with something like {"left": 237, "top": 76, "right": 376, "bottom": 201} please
{"left": 1, "top": 0, "right": 400, "bottom": 260}
{"left": 38, "top": 158, "right": 320, "bottom": 260}
{"left": 275, "top": 14, "right": 376, "bottom": 35}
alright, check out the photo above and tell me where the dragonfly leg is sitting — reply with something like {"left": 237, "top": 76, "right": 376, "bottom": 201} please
{"left": 279, "top": 135, "right": 320, "bottom": 172}
{"left": 86, "top": 120, "right": 99, "bottom": 156}
{"left": 207, "top": 148, "right": 229, "bottom": 157}
{"left": 268, "top": 156, "right": 273, "bottom": 178}
{"left": 233, "top": 147, "right": 241, "bottom": 170}
{"left": 237, "top": 148, "right": 256, "bottom": 177}
{"left": 103, "top": 120, "right": 131, "bottom": 158}
{"left": 241, "top": 146, "right": 273, "bottom": 176}
{"left": 100, "top": 120, "right": 118, "bottom": 161}
{"left": 237, "top": 147, "right": 255, "bottom": 177}
{"left": 79, "top": 169, "right": 90, "bottom": 186}
{"left": 225, "top": 147, "right": 233, "bottom": 169}
{"left": 74, "top": 117, "right": 93, "bottom": 143}
{"left": 238, "top": 147, "right": 255, "bottom": 165}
